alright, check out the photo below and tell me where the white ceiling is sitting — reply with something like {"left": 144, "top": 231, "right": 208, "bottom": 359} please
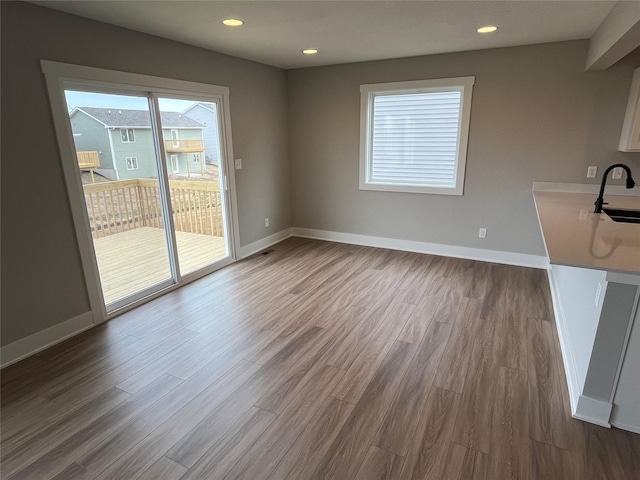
{"left": 32, "top": 0, "right": 618, "bottom": 69}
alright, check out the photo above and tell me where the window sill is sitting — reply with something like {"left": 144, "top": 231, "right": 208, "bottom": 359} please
{"left": 359, "top": 181, "right": 463, "bottom": 196}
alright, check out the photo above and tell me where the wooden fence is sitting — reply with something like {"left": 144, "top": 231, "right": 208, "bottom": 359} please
{"left": 83, "top": 178, "right": 223, "bottom": 239}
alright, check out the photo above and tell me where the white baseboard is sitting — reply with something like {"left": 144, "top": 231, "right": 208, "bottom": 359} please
{"left": 611, "top": 421, "right": 640, "bottom": 434}
{"left": 1, "top": 312, "right": 94, "bottom": 368}
{"left": 291, "top": 227, "right": 548, "bottom": 268}
{"left": 239, "top": 228, "right": 293, "bottom": 258}
{"left": 575, "top": 395, "right": 613, "bottom": 428}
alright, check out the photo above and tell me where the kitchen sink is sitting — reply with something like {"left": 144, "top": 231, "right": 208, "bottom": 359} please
{"left": 602, "top": 207, "right": 640, "bottom": 224}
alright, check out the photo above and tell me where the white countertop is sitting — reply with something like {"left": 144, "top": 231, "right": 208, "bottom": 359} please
{"left": 533, "top": 183, "right": 640, "bottom": 274}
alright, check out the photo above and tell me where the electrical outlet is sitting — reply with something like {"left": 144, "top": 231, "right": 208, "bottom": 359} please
{"left": 587, "top": 166, "right": 597, "bottom": 178}
{"left": 479, "top": 227, "right": 487, "bottom": 239}
{"left": 265, "top": 218, "right": 269, "bottom": 227}
{"left": 612, "top": 167, "right": 623, "bottom": 180}
{"left": 235, "top": 158, "right": 242, "bottom": 170}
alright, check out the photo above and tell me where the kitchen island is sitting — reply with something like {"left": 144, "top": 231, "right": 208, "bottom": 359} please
{"left": 533, "top": 182, "right": 640, "bottom": 433}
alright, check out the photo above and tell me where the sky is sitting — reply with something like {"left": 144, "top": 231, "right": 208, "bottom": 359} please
{"left": 64, "top": 90, "right": 208, "bottom": 113}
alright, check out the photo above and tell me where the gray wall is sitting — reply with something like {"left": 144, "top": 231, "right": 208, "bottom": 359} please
{"left": 287, "top": 41, "right": 640, "bottom": 256}
{"left": 3, "top": 2, "right": 640, "bottom": 350}
{"left": 1, "top": 2, "right": 291, "bottom": 346}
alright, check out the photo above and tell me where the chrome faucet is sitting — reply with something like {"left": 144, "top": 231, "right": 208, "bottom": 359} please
{"left": 594, "top": 164, "right": 635, "bottom": 213}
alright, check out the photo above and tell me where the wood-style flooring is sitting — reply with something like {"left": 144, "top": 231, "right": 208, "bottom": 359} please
{"left": 2, "top": 238, "right": 639, "bottom": 480}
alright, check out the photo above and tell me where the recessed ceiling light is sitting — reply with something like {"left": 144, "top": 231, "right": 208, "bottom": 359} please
{"left": 477, "top": 25, "right": 498, "bottom": 33}
{"left": 302, "top": 49, "right": 318, "bottom": 55}
{"left": 223, "top": 18, "right": 244, "bottom": 27}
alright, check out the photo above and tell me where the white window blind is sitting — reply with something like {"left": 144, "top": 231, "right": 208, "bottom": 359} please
{"left": 360, "top": 77, "right": 475, "bottom": 196}
{"left": 371, "top": 91, "right": 461, "bottom": 187}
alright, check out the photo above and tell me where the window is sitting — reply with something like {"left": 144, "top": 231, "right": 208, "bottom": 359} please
{"left": 171, "top": 129, "right": 179, "bottom": 147}
{"left": 359, "top": 76, "right": 475, "bottom": 195}
{"left": 126, "top": 156, "right": 138, "bottom": 170}
{"left": 170, "top": 154, "right": 179, "bottom": 173}
{"left": 121, "top": 128, "right": 135, "bottom": 143}
{"left": 191, "top": 153, "right": 201, "bottom": 164}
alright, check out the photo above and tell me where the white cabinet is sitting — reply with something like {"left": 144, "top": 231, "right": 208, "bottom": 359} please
{"left": 619, "top": 67, "right": 640, "bottom": 152}
{"left": 549, "top": 264, "right": 640, "bottom": 431}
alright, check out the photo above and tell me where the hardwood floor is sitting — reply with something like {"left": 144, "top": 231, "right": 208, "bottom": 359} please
{"left": 2, "top": 238, "right": 639, "bottom": 479}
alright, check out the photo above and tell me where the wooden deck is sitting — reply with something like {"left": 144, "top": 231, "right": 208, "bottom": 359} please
{"left": 94, "top": 227, "right": 226, "bottom": 304}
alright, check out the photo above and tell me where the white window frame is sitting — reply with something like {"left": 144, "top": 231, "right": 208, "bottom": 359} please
{"left": 171, "top": 129, "right": 179, "bottom": 147}
{"left": 170, "top": 154, "right": 179, "bottom": 173}
{"left": 41, "top": 60, "right": 241, "bottom": 325}
{"left": 359, "top": 76, "right": 475, "bottom": 196}
{"left": 125, "top": 156, "right": 138, "bottom": 170}
{"left": 121, "top": 128, "right": 135, "bottom": 143}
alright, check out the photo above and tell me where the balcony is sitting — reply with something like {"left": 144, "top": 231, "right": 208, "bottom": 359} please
{"left": 83, "top": 178, "right": 225, "bottom": 302}
{"left": 164, "top": 139, "right": 204, "bottom": 153}
{"left": 94, "top": 227, "right": 225, "bottom": 304}
{"left": 77, "top": 151, "right": 100, "bottom": 169}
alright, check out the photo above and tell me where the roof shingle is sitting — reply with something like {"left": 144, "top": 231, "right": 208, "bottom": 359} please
{"left": 76, "top": 107, "right": 204, "bottom": 128}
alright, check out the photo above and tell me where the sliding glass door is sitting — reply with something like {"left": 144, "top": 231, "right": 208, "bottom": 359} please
{"left": 62, "top": 87, "right": 233, "bottom": 313}
{"left": 157, "top": 97, "right": 229, "bottom": 275}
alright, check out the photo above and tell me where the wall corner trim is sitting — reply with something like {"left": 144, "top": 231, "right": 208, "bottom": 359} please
{"left": 1, "top": 312, "right": 94, "bottom": 368}
{"left": 291, "top": 227, "right": 548, "bottom": 268}
{"left": 546, "top": 267, "right": 582, "bottom": 415}
{"left": 239, "top": 228, "right": 293, "bottom": 258}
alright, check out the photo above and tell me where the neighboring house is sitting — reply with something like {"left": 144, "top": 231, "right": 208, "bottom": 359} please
{"left": 70, "top": 107, "right": 205, "bottom": 180}
{"left": 182, "top": 102, "right": 221, "bottom": 166}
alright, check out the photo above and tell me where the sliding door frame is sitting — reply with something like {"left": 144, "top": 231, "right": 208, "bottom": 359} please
{"left": 41, "top": 60, "right": 241, "bottom": 324}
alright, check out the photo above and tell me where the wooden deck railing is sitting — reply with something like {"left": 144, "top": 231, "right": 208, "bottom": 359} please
{"left": 164, "top": 139, "right": 205, "bottom": 153}
{"left": 83, "top": 178, "right": 223, "bottom": 239}
{"left": 77, "top": 151, "right": 100, "bottom": 169}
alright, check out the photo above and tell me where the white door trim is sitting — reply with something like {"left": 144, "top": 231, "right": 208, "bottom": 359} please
{"left": 41, "top": 60, "right": 241, "bottom": 324}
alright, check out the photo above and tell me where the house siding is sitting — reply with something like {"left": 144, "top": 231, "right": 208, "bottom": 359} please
{"left": 69, "top": 110, "right": 206, "bottom": 180}
{"left": 183, "top": 104, "right": 221, "bottom": 165}
{"left": 110, "top": 128, "right": 157, "bottom": 179}
{"left": 161, "top": 127, "right": 205, "bottom": 174}
{"left": 70, "top": 111, "right": 115, "bottom": 178}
